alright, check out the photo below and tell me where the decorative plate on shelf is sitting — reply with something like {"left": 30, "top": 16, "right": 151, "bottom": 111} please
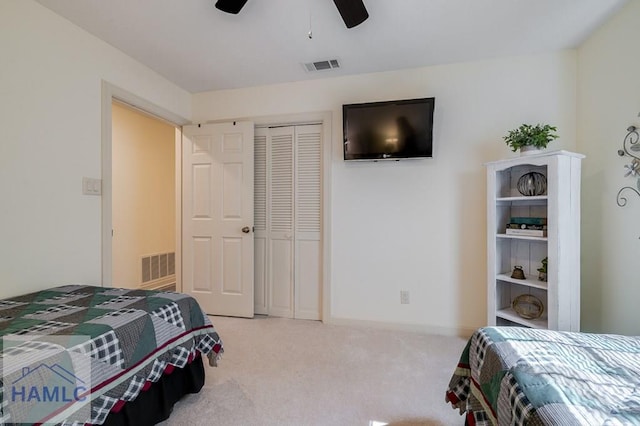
{"left": 512, "top": 294, "right": 544, "bottom": 319}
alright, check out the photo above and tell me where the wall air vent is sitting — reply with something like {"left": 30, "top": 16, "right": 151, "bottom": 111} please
{"left": 303, "top": 59, "right": 341, "bottom": 73}
{"left": 141, "top": 252, "right": 175, "bottom": 284}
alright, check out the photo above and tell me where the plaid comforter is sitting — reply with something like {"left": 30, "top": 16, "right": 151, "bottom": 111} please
{"left": 446, "top": 327, "right": 640, "bottom": 425}
{"left": 0, "top": 285, "right": 223, "bottom": 425}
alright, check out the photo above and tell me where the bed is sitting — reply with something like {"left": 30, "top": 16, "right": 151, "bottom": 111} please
{"left": 0, "top": 284, "right": 223, "bottom": 425}
{"left": 445, "top": 326, "right": 640, "bottom": 425}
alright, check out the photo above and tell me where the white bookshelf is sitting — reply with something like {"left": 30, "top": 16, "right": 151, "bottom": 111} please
{"left": 486, "top": 150, "right": 583, "bottom": 331}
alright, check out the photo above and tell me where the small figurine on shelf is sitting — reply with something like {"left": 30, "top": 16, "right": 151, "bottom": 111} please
{"left": 537, "top": 257, "right": 548, "bottom": 282}
{"left": 511, "top": 265, "right": 525, "bottom": 280}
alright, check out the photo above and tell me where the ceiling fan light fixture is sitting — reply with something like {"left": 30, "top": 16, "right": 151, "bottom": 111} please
{"left": 215, "top": 0, "right": 248, "bottom": 14}
{"left": 332, "top": 0, "right": 369, "bottom": 29}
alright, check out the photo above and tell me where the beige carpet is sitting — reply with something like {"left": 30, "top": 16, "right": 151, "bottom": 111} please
{"left": 163, "top": 316, "right": 467, "bottom": 426}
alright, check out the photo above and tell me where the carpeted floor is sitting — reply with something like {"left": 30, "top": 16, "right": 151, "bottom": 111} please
{"left": 163, "top": 316, "right": 467, "bottom": 426}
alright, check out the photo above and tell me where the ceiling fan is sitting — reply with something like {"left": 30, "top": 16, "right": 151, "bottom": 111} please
{"left": 214, "top": 0, "right": 369, "bottom": 29}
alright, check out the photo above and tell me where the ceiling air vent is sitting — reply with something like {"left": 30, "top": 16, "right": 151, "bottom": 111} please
{"left": 303, "top": 59, "right": 341, "bottom": 73}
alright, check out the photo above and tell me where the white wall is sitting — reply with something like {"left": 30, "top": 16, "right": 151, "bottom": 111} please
{"left": 111, "top": 103, "right": 176, "bottom": 289}
{"left": 0, "top": 0, "right": 191, "bottom": 298}
{"left": 577, "top": 0, "right": 640, "bottom": 335}
{"left": 5, "top": 0, "right": 613, "bottom": 336}
{"left": 193, "top": 51, "right": 578, "bottom": 334}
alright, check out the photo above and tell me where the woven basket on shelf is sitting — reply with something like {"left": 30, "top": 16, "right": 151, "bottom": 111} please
{"left": 512, "top": 294, "right": 544, "bottom": 320}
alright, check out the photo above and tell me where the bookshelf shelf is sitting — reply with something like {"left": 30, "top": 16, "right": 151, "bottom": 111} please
{"left": 496, "top": 273, "right": 548, "bottom": 290}
{"left": 486, "top": 150, "right": 583, "bottom": 332}
{"left": 497, "top": 195, "right": 548, "bottom": 202}
{"left": 496, "top": 234, "right": 548, "bottom": 242}
{"left": 496, "top": 307, "right": 548, "bottom": 329}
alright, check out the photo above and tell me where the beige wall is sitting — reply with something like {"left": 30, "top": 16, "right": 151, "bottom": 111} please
{"left": 194, "top": 51, "right": 578, "bottom": 335}
{"left": 577, "top": 0, "right": 640, "bottom": 335}
{"left": 111, "top": 103, "right": 176, "bottom": 288}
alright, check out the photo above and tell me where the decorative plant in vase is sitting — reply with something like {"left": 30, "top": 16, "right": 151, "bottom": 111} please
{"left": 537, "top": 257, "right": 548, "bottom": 282}
{"left": 503, "top": 123, "right": 558, "bottom": 155}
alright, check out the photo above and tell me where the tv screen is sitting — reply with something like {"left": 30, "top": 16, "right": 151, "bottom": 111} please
{"left": 343, "top": 97, "right": 435, "bottom": 161}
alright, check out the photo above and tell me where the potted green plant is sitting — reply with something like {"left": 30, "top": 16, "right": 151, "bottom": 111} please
{"left": 503, "top": 124, "right": 559, "bottom": 155}
{"left": 537, "top": 257, "right": 548, "bottom": 282}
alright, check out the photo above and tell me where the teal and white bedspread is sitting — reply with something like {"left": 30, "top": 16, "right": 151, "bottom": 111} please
{"left": 446, "top": 326, "right": 640, "bottom": 425}
{"left": 0, "top": 285, "right": 223, "bottom": 425}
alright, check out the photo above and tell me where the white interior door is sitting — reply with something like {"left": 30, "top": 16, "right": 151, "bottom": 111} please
{"left": 254, "top": 129, "right": 268, "bottom": 315}
{"left": 267, "top": 126, "right": 295, "bottom": 318}
{"left": 182, "top": 122, "right": 254, "bottom": 318}
{"left": 254, "top": 124, "right": 322, "bottom": 320}
{"left": 294, "top": 124, "right": 322, "bottom": 320}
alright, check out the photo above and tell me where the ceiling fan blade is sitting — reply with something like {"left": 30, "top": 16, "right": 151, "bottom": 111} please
{"left": 333, "top": 0, "right": 369, "bottom": 29}
{"left": 215, "top": 0, "right": 248, "bottom": 14}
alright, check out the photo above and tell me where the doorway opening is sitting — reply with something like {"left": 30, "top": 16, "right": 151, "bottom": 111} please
{"left": 111, "top": 101, "right": 178, "bottom": 291}
{"left": 101, "top": 82, "right": 189, "bottom": 290}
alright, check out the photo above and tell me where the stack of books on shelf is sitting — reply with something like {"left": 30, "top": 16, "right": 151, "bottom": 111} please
{"left": 506, "top": 217, "right": 547, "bottom": 237}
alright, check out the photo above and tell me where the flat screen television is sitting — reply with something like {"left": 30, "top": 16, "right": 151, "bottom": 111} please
{"left": 342, "top": 97, "right": 435, "bottom": 161}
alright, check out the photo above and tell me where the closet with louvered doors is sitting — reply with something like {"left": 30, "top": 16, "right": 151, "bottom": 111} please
{"left": 254, "top": 124, "right": 322, "bottom": 320}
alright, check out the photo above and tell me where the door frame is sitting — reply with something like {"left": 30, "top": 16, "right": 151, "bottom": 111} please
{"left": 204, "top": 111, "right": 332, "bottom": 322}
{"left": 100, "top": 81, "right": 189, "bottom": 288}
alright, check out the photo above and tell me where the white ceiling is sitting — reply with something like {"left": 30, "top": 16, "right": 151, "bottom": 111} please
{"left": 36, "top": 0, "right": 626, "bottom": 93}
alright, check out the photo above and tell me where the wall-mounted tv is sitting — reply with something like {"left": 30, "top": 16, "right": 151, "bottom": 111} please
{"left": 343, "top": 97, "right": 435, "bottom": 161}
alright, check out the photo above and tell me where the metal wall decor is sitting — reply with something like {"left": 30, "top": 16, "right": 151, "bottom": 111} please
{"left": 616, "top": 124, "right": 640, "bottom": 207}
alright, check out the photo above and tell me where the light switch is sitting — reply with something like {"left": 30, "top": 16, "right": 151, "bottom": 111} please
{"left": 82, "top": 177, "right": 102, "bottom": 196}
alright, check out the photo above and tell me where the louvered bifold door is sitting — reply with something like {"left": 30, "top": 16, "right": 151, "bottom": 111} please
{"left": 254, "top": 128, "right": 268, "bottom": 315}
{"left": 267, "top": 126, "right": 295, "bottom": 318}
{"left": 294, "top": 125, "right": 322, "bottom": 320}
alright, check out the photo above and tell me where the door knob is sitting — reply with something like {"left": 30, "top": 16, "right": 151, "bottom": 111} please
{"left": 242, "top": 226, "right": 251, "bottom": 234}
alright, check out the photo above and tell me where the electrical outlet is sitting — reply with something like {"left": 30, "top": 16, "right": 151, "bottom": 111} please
{"left": 400, "top": 290, "right": 410, "bottom": 304}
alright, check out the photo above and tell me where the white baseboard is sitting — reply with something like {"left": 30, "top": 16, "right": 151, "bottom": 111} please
{"left": 324, "top": 316, "right": 476, "bottom": 339}
{"left": 140, "top": 276, "right": 175, "bottom": 291}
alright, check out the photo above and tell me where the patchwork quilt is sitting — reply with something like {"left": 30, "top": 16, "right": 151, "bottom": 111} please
{"left": 446, "top": 327, "right": 640, "bottom": 425}
{"left": 0, "top": 285, "right": 223, "bottom": 425}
